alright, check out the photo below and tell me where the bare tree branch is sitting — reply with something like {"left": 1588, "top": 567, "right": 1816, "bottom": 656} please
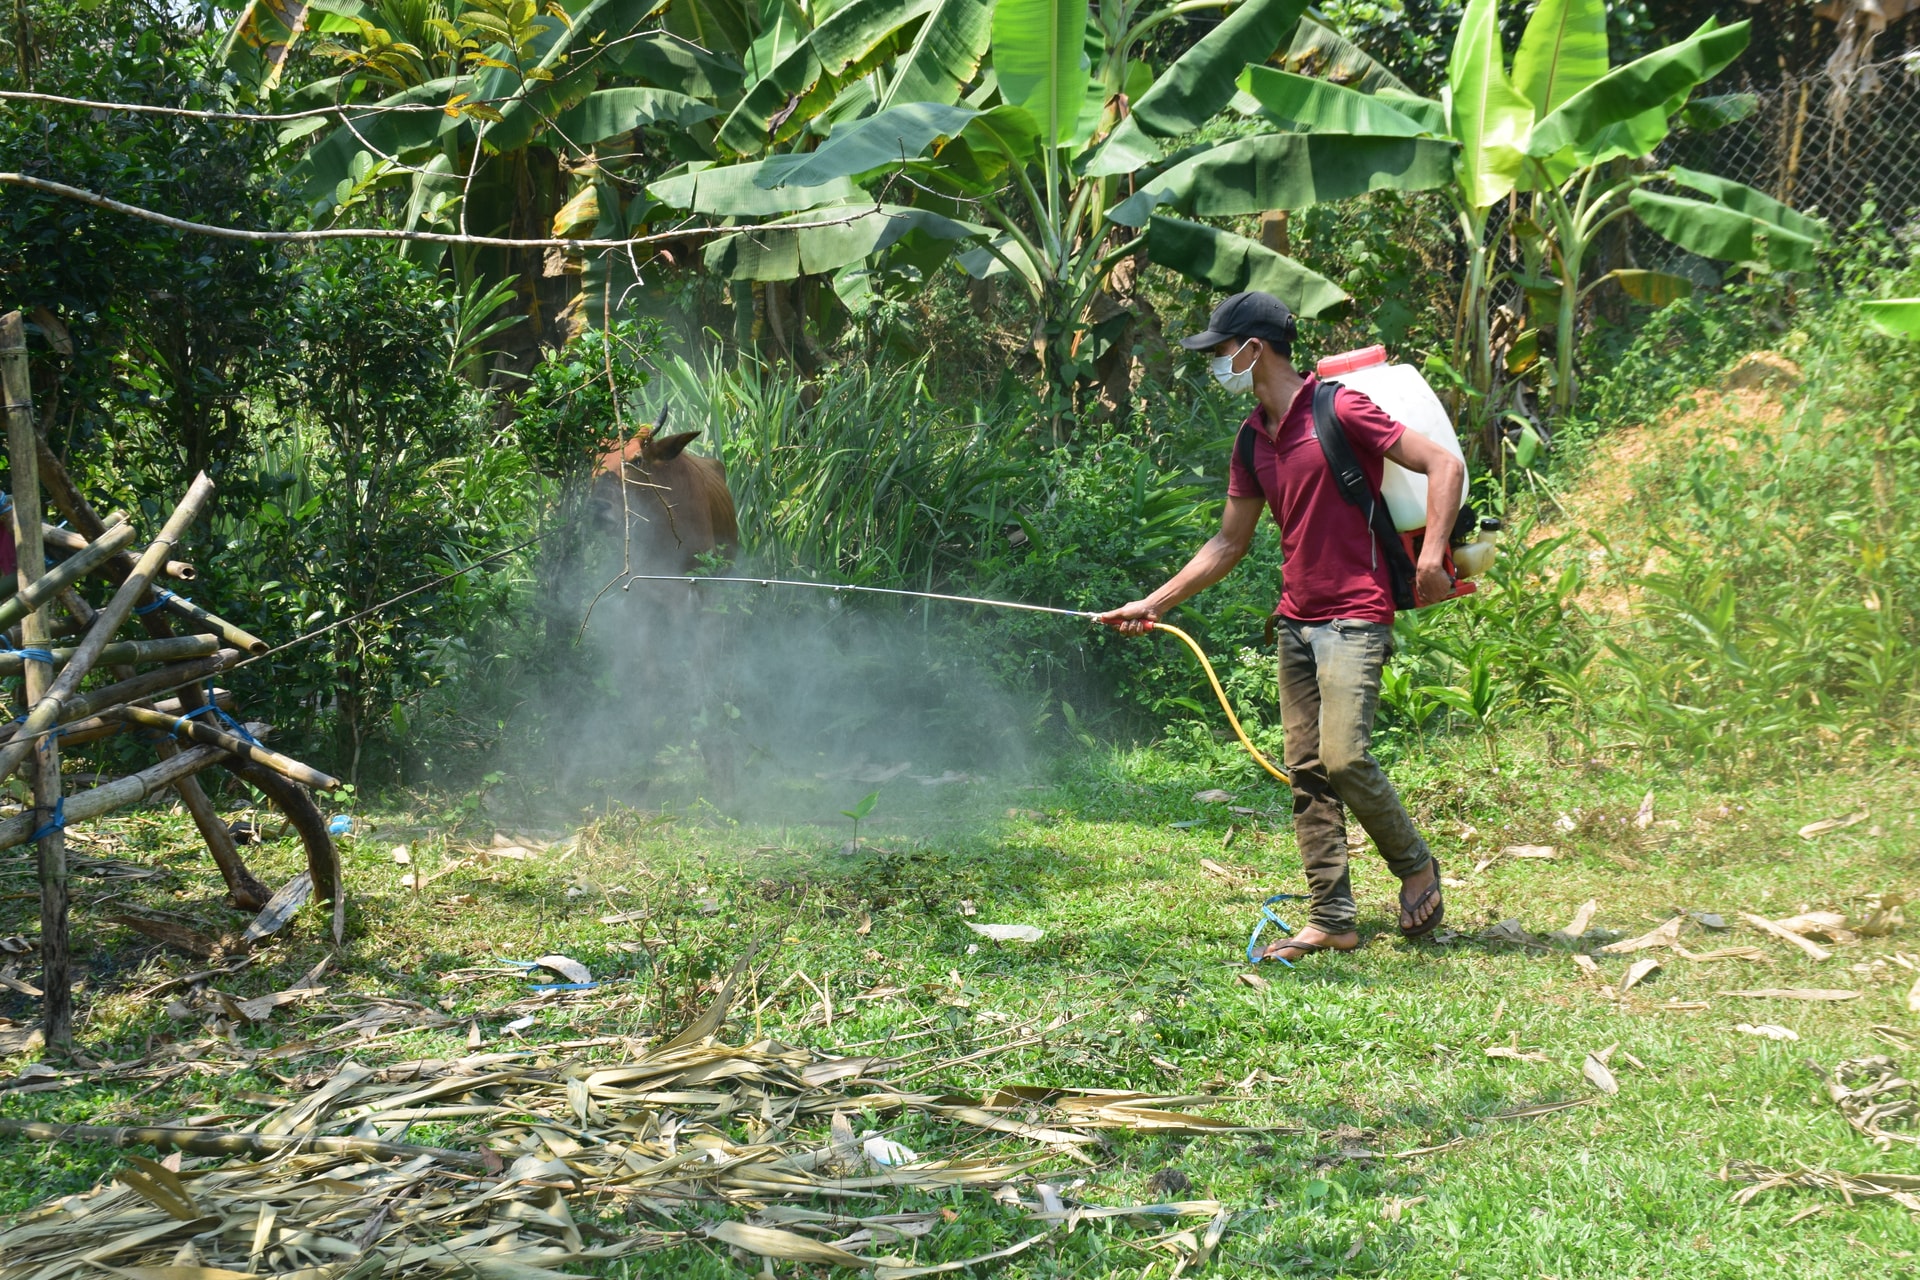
{"left": 0, "top": 89, "right": 457, "bottom": 122}
{"left": 0, "top": 171, "right": 885, "bottom": 250}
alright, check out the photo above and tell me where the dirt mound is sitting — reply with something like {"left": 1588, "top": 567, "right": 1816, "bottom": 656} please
{"left": 1547, "top": 351, "right": 1805, "bottom": 621}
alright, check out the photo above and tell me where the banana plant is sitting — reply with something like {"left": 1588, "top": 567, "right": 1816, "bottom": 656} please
{"left": 1222, "top": 0, "right": 1822, "bottom": 433}
{"left": 649, "top": 0, "right": 1458, "bottom": 435}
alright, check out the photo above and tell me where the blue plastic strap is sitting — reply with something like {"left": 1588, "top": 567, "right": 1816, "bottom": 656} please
{"left": 29, "top": 797, "right": 64, "bottom": 843}
{"left": 134, "top": 589, "right": 177, "bottom": 616}
{"left": 169, "top": 701, "right": 217, "bottom": 740}
{"left": 7, "top": 647, "right": 54, "bottom": 666}
{"left": 203, "top": 682, "right": 257, "bottom": 746}
{"left": 1247, "top": 893, "right": 1308, "bottom": 967}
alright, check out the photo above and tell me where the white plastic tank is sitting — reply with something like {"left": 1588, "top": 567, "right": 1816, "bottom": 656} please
{"left": 1315, "top": 345, "right": 1468, "bottom": 533}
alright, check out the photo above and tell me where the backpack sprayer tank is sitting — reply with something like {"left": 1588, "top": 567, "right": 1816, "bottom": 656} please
{"left": 1315, "top": 345, "right": 1501, "bottom": 584}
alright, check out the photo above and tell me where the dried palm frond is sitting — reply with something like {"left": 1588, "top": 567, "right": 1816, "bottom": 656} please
{"left": 0, "top": 986, "right": 1258, "bottom": 1278}
{"left": 1725, "top": 1161, "right": 1920, "bottom": 1215}
{"left": 1809, "top": 1055, "right": 1920, "bottom": 1150}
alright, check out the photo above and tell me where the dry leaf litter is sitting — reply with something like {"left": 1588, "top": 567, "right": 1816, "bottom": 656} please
{"left": 0, "top": 979, "right": 1266, "bottom": 1278}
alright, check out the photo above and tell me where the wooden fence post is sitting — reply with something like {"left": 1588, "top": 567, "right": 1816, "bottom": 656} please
{"left": 1, "top": 310, "right": 70, "bottom": 1048}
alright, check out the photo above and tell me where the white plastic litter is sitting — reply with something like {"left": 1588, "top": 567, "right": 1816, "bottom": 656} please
{"left": 863, "top": 1135, "right": 920, "bottom": 1167}
{"left": 966, "top": 923, "right": 1044, "bottom": 943}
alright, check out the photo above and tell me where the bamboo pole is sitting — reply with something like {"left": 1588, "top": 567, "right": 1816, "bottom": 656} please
{"left": 0, "top": 650, "right": 238, "bottom": 746}
{"left": 2, "top": 310, "right": 69, "bottom": 1048}
{"left": 0, "top": 633, "right": 216, "bottom": 677}
{"left": 144, "top": 589, "right": 266, "bottom": 655}
{"left": 52, "top": 689, "right": 235, "bottom": 748}
{"left": 0, "top": 738, "right": 241, "bottom": 851}
{"left": 0, "top": 1118, "right": 494, "bottom": 1169}
{"left": 118, "top": 706, "right": 339, "bottom": 791}
{"left": 43, "top": 523, "right": 193, "bottom": 580}
{"left": 0, "top": 522, "right": 134, "bottom": 628}
{"left": 0, "top": 473, "right": 214, "bottom": 783}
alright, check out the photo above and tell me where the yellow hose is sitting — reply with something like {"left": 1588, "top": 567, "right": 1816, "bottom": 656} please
{"left": 1149, "top": 622, "right": 1290, "bottom": 785}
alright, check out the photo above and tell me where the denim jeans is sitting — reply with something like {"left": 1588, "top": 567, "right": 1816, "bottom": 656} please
{"left": 1275, "top": 617, "right": 1433, "bottom": 932}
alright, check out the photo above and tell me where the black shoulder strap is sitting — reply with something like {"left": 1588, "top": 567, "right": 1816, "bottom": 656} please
{"left": 1312, "top": 380, "right": 1418, "bottom": 610}
{"left": 1310, "top": 381, "right": 1373, "bottom": 511}
{"left": 1234, "top": 421, "right": 1261, "bottom": 496}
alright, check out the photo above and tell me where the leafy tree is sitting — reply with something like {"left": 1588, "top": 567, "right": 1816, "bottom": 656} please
{"left": 1, "top": 1, "right": 292, "bottom": 491}
{"left": 226, "top": 248, "right": 508, "bottom": 781}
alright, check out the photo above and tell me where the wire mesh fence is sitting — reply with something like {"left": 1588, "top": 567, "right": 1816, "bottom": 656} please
{"left": 1655, "top": 54, "right": 1920, "bottom": 245}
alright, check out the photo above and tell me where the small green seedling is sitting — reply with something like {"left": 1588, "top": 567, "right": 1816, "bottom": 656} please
{"left": 840, "top": 790, "right": 879, "bottom": 846}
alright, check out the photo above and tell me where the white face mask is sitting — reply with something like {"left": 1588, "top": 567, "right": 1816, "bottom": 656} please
{"left": 1210, "top": 339, "right": 1257, "bottom": 394}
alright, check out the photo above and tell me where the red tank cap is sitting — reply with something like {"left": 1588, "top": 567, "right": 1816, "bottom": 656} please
{"left": 1316, "top": 345, "right": 1388, "bottom": 378}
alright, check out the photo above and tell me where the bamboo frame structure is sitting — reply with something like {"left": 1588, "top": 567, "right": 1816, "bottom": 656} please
{"left": 0, "top": 309, "right": 346, "bottom": 1043}
{"left": 0, "top": 633, "right": 218, "bottom": 677}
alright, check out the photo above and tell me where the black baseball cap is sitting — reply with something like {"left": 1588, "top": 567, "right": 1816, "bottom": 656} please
{"left": 1179, "top": 291, "right": 1297, "bottom": 354}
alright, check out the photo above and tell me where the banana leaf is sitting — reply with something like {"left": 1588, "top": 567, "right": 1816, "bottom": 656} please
{"left": 1448, "top": 0, "right": 1534, "bottom": 210}
{"left": 601, "top": 30, "right": 745, "bottom": 101}
{"left": 1526, "top": 19, "right": 1749, "bottom": 158}
{"left": 1680, "top": 92, "right": 1758, "bottom": 132}
{"left": 1281, "top": 16, "right": 1410, "bottom": 94}
{"left": 703, "top": 203, "right": 985, "bottom": 279}
{"left": 1511, "top": 0, "right": 1608, "bottom": 115}
{"left": 1237, "top": 66, "right": 1432, "bottom": 136}
{"left": 1144, "top": 215, "right": 1348, "bottom": 317}
{"left": 1599, "top": 269, "right": 1693, "bottom": 306}
{"left": 650, "top": 161, "right": 863, "bottom": 216}
{"left": 551, "top": 88, "right": 719, "bottom": 146}
{"left": 1107, "top": 132, "right": 1456, "bottom": 227}
{"left": 1629, "top": 189, "right": 1821, "bottom": 272}
{"left": 1127, "top": 0, "right": 1308, "bottom": 139}
{"left": 991, "top": 0, "right": 1088, "bottom": 146}
{"left": 716, "top": 0, "right": 936, "bottom": 155}
{"left": 1082, "top": 115, "right": 1162, "bottom": 178}
{"left": 754, "top": 103, "right": 981, "bottom": 189}
{"left": 1862, "top": 299, "right": 1920, "bottom": 338}
{"left": 1667, "top": 167, "right": 1827, "bottom": 242}
{"left": 876, "top": 0, "right": 995, "bottom": 111}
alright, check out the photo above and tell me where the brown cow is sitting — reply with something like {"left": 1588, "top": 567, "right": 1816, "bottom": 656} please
{"left": 585, "top": 425, "right": 740, "bottom": 793}
{"left": 589, "top": 426, "right": 737, "bottom": 573}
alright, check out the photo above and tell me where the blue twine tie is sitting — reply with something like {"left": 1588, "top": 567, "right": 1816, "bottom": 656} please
{"left": 1, "top": 640, "right": 55, "bottom": 667}
{"left": 134, "top": 589, "right": 179, "bottom": 616}
{"left": 29, "top": 797, "right": 64, "bottom": 843}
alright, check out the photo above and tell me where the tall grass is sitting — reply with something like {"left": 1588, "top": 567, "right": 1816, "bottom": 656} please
{"left": 649, "top": 352, "right": 1031, "bottom": 587}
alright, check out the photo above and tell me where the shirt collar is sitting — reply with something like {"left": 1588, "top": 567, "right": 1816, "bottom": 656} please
{"left": 1248, "top": 373, "right": 1317, "bottom": 440}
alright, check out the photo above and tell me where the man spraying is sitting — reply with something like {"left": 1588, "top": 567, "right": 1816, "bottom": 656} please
{"left": 1098, "top": 292, "right": 1465, "bottom": 964}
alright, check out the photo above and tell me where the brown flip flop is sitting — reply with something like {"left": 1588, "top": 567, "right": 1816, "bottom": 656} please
{"left": 1399, "top": 859, "right": 1445, "bottom": 939}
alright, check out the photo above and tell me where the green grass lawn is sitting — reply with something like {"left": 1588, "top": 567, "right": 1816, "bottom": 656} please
{"left": 2, "top": 729, "right": 1918, "bottom": 1277}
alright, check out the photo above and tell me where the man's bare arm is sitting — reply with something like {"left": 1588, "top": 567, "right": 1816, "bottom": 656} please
{"left": 1383, "top": 430, "right": 1466, "bottom": 607}
{"left": 1097, "top": 495, "right": 1266, "bottom": 633}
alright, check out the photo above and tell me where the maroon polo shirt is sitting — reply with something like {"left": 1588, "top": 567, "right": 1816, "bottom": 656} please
{"left": 1226, "top": 374, "right": 1406, "bottom": 626}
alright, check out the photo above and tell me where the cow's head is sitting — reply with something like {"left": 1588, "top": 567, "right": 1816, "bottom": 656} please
{"left": 636, "top": 428, "right": 702, "bottom": 467}
{"left": 589, "top": 427, "right": 706, "bottom": 534}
